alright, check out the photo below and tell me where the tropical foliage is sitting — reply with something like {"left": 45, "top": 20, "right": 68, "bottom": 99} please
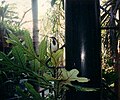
{"left": 0, "top": 32, "right": 89, "bottom": 100}
{"left": 0, "top": 2, "right": 89, "bottom": 99}
{"left": 0, "top": 0, "right": 120, "bottom": 100}
{"left": 100, "top": 0, "right": 120, "bottom": 99}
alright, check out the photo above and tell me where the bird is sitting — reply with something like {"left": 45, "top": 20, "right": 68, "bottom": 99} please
{"left": 50, "top": 37, "right": 59, "bottom": 53}
{"left": 46, "top": 36, "right": 65, "bottom": 68}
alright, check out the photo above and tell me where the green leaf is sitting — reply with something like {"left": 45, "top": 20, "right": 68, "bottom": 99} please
{"left": 60, "top": 69, "right": 89, "bottom": 86}
{"left": 30, "top": 59, "right": 40, "bottom": 72}
{"left": 7, "top": 33, "right": 37, "bottom": 61}
{"left": 25, "top": 82, "right": 43, "bottom": 100}
{"left": 24, "top": 32, "right": 35, "bottom": 56}
{"left": 16, "top": 86, "right": 29, "bottom": 99}
{"left": 28, "top": 78, "right": 51, "bottom": 89}
{"left": 73, "top": 85, "right": 98, "bottom": 92}
{"left": 52, "top": 49, "right": 63, "bottom": 60}
{"left": 7, "top": 33, "right": 23, "bottom": 47}
{"left": 39, "top": 38, "right": 47, "bottom": 60}
{"left": 51, "top": 49, "right": 64, "bottom": 66}
{"left": 0, "top": 51, "right": 15, "bottom": 67}
{"left": 43, "top": 73, "right": 55, "bottom": 81}
{"left": 12, "top": 46, "right": 26, "bottom": 68}
{"left": 44, "top": 68, "right": 89, "bottom": 86}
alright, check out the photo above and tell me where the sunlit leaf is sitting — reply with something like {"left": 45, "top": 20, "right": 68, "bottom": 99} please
{"left": 60, "top": 69, "right": 89, "bottom": 86}
{"left": 44, "top": 68, "right": 89, "bottom": 86}
{"left": 51, "top": 49, "right": 63, "bottom": 66}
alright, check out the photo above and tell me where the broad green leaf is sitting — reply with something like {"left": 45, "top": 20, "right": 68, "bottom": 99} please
{"left": 7, "top": 33, "right": 23, "bottom": 47}
{"left": 43, "top": 73, "right": 55, "bottom": 81}
{"left": 51, "top": 49, "right": 64, "bottom": 66}
{"left": 39, "top": 38, "right": 47, "bottom": 60}
{"left": 44, "top": 68, "right": 89, "bottom": 86}
{"left": 30, "top": 59, "right": 40, "bottom": 72}
{"left": 7, "top": 33, "right": 37, "bottom": 61}
{"left": 60, "top": 69, "right": 89, "bottom": 86}
{"left": 25, "top": 52, "right": 36, "bottom": 61}
{"left": 24, "top": 32, "right": 35, "bottom": 56}
{"left": 12, "top": 46, "right": 26, "bottom": 68}
{"left": 52, "top": 49, "right": 63, "bottom": 60}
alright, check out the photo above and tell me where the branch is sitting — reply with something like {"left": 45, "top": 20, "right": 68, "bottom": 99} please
{"left": 100, "top": 6, "right": 119, "bottom": 22}
{"left": 18, "top": 8, "right": 31, "bottom": 26}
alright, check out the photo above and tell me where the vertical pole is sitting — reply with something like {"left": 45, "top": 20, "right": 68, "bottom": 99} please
{"left": 65, "top": 0, "right": 101, "bottom": 100}
{"left": 32, "top": 0, "right": 39, "bottom": 53}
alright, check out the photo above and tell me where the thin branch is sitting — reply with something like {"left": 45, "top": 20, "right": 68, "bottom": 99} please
{"left": 100, "top": 6, "right": 119, "bottom": 22}
{"left": 18, "top": 8, "right": 31, "bottom": 26}
{"left": 20, "top": 20, "right": 32, "bottom": 26}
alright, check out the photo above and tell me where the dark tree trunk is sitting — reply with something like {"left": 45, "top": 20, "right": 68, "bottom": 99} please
{"left": 65, "top": 0, "right": 101, "bottom": 100}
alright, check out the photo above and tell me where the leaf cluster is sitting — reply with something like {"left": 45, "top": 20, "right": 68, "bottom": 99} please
{"left": 0, "top": 31, "right": 90, "bottom": 99}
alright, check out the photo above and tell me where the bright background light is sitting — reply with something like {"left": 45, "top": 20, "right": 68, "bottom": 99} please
{"left": 5, "top": 0, "right": 51, "bottom": 30}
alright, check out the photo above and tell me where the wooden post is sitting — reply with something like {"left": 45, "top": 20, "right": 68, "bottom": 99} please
{"left": 65, "top": 0, "right": 101, "bottom": 100}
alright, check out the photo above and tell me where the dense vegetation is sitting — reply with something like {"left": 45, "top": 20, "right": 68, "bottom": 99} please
{"left": 0, "top": 0, "right": 120, "bottom": 100}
